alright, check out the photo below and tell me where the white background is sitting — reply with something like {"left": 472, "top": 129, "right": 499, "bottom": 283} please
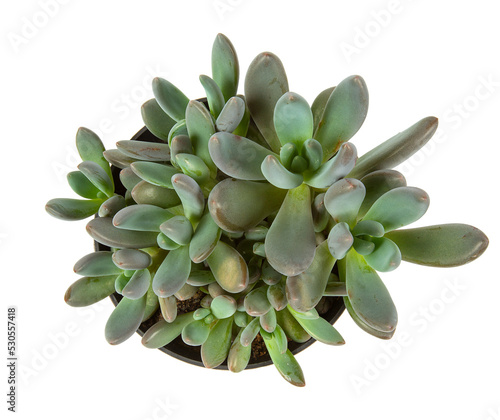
{"left": 2, "top": 0, "right": 499, "bottom": 419}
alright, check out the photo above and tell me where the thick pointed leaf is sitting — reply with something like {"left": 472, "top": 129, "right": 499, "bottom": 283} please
{"left": 159, "top": 215, "right": 193, "bottom": 246}
{"left": 244, "top": 52, "right": 288, "bottom": 152}
{"left": 363, "top": 186, "right": 429, "bottom": 232}
{"left": 385, "top": 224, "right": 489, "bottom": 267}
{"left": 345, "top": 249, "right": 397, "bottom": 332}
{"left": 182, "top": 319, "right": 211, "bottom": 346}
{"left": 358, "top": 169, "right": 407, "bottom": 218}
{"left": 216, "top": 96, "right": 245, "bottom": 133}
{"left": 67, "top": 171, "right": 100, "bottom": 199}
{"left": 207, "top": 241, "right": 249, "bottom": 293}
{"left": 113, "top": 204, "right": 172, "bottom": 232}
{"left": 327, "top": 222, "right": 354, "bottom": 260}
{"left": 212, "top": 33, "right": 239, "bottom": 101}
{"left": 314, "top": 75, "right": 368, "bottom": 160}
{"left": 98, "top": 195, "right": 126, "bottom": 218}
{"left": 141, "top": 98, "right": 176, "bottom": 141}
{"left": 64, "top": 275, "right": 116, "bottom": 307}
{"left": 74, "top": 251, "right": 121, "bottom": 276}
{"left": 105, "top": 294, "right": 147, "bottom": 345}
{"left": 304, "top": 142, "right": 357, "bottom": 189}
{"left": 286, "top": 240, "right": 336, "bottom": 312}
{"left": 201, "top": 317, "right": 233, "bottom": 368}
{"left": 228, "top": 329, "right": 251, "bottom": 373}
{"left": 152, "top": 77, "right": 190, "bottom": 122}
{"left": 116, "top": 140, "right": 170, "bottom": 162}
{"left": 261, "top": 155, "right": 303, "bottom": 189}
{"left": 171, "top": 173, "right": 205, "bottom": 223}
{"left": 240, "top": 317, "right": 261, "bottom": 347}
{"left": 262, "top": 333, "right": 305, "bottom": 387}
{"left": 208, "top": 132, "right": 273, "bottom": 180}
{"left": 103, "top": 149, "right": 138, "bottom": 169}
{"left": 199, "top": 75, "right": 225, "bottom": 118}
{"left": 130, "top": 161, "right": 179, "bottom": 188}
{"left": 78, "top": 161, "right": 114, "bottom": 197}
{"left": 267, "top": 282, "right": 287, "bottom": 311}
{"left": 159, "top": 296, "right": 178, "bottom": 322}
{"left": 185, "top": 100, "right": 217, "bottom": 175}
{"left": 121, "top": 269, "right": 151, "bottom": 300}
{"left": 131, "top": 181, "right": 181, "bottom": 208}
{"left": 189, "top": 212, "right": 221, "bottom": 263}
{"left": 265, "top": 184, "right": 316, "bottom": 276}
{"left": 348, "top": 117, "right": 439, "bottom": 179}
{"left": 112, "top": 249, "right": 152, "bottom": 270}
{"left": 208, "top": 179, "right": 286, "bottom": 232}
{"left": 46, "top": 198, "right": 103, "bottom": 221}
{"left": 141, "top": 313, "right": 194, "bottom": 348}
{"left": 288, "top": 306, "right": 344, "bottom": 345}
{"left": 152, "top": 246, "right": 191, "bottom": 297}
{"left": 76, "top": 127, "right": 112, "bottom": 179}
{"left": 260, "top": 307, "right": 277, "bottom": 333}
{"left": 311, "top": 86, "right": 335, "bottom": 130}
{"left": 363, "top": 237, "right": 401, "bottom": 272}
{"left": 324, "top": 178, "right": 366, "bottom": 226}
{"left": 86, "top": 217, "right": 158, "bottom": 248}
{"left": 275, "top": 307, "right": 310, "bottom": 343}
{"left": 175, "top": 153, "right": 210, "bottom": 185}
{"left": 343, "top": 296, "right": 394, "bottom": 340}
{"left": 274, "top": 92, "right": 313, "bottom": 147}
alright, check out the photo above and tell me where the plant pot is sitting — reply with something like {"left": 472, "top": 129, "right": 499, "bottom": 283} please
{"left": 97, "top": 125, "right": 345, "bottom": 370}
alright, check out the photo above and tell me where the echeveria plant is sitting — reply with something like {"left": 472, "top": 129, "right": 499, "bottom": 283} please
{"left": 46, "top": 34, "right": 488, "bottom": 387}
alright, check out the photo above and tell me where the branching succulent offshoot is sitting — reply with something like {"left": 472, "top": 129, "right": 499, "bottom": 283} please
{"left": 46, "top": 34, "right": 489, "bottom": 387}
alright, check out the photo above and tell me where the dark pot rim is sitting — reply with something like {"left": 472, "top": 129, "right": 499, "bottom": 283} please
{"left": 99, "top": 125, "right": 345, "bottom": 370}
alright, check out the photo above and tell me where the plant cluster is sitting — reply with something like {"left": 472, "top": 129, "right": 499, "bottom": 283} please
{"left": 46, "top": 34, "right": 488, "bottom": 386}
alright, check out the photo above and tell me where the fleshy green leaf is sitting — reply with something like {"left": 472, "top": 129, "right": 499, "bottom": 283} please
{"left": 120, "top": 167, "right": 142, "bottom": 191}
{"left": 64, "top": 275, "right": 116, "bottom": 307}
{"left": 302, "top": 138, "right": 323, "bottom": 172}
{"left": 216, "top": 96, "right": 245, "bottom": 133}
{"left": 152, "top": 77, "right": 190, "bottom": 122}
{"left": 343, "top": 296, "right": 394, "bottom": 340}
{"left": 113, "top": 204, "right": 172, "bottom": 232}
{"left": 141, "top": 98, "right": 177, "bottom": 141}
{"left": 274, "top": 92, "right": 313, "bottom": 148}
{"left": 351, "top": 220, "right": 385, "bottom": 237}
{"left": 265, "top": 184, "right": 316, "bottom": 276}
{"left": 189, "top": 212, "right": 221, "bottom": 263}
{"left": 244, "top": 287, "right": 271, "bottom": 316}
{"left": 261, "top": 155, "right": 303, "bottom": 189}
{"left": 201, "top": 317, "right": 233, "bottom": 369}
{"left": 211, "top": 295, "right": 237, "bottom": 319}
{"left": 312, "top": 193, "right": 329, "bottom": 233}
{"left": 199, "top": 75, "right": 225, "bottom": 118}
{"left": 363, "top": 237, "right": 401, "bottom": 272}
{"left": 78, "top": 161, "right": 114, "bottom": 197}
{"left": 130, "top": 162, "right": 180, "bottom": 188}
{"left": 46, "top": 198, "right": 103, "bottom": 221}
{"left": 116, "top": 140, "right": 170, "bottom": 162}
{"left": 260, "top": 307, "right": 277, "bottom": 333}
{"left": 152, "top": 246, "right": 191, "bottom": 297}
{"left": 244, "top": 52, "right": 288, "bottom": 153}
{"left": 314, "top": 75, "right": 368, "bottom": 160}
{"left": 171, "top": 174, "right": 205, "bottom": 223}
{"left": 112, "top": 249, "right": 152, "bottom": 270}
{"left": 324, "top": 178, "right": 366, "bottom": 226}
{"left": 103, "top": 149, "right": 138, "bottom": 169}
{"left": 131, "top": 181, "right": 181, "bottom": 208}
{"left": 385, "top": 224, "right": 489, "bottom": 267}
{"left": 345, "top": 249, "right": 397, "bottom": 333}
{"left": 327, "top": 222, "right": 354, "bottom": 260}
{"left": 208, "top": 132, "right": 273, "bottom": 180}
{"left": 67, "top": 171, "right": 101, "bottom": 199}
{"left": 105, "top": 294, "right": 147, "bottom": 345}
{"left": 159, "top": 215, "right": 193, "bottom": 246}
{"left": 157, "top": 233, "right": 180, "bottom": 251}
{"left": 141, "top": 313, "right": 194, "bottom": 348}
{"left": 211, "top": 33, "right": 239, "bottom": 102}
{"left": 240, "top": 317, "right": 261, "bottom": 347}
{"left": 363, "top": 186, "right": 429, "bottom": 232}
{"left": 208, "top": 179, "right": 286, "bottom": 232}
{"left": 73, "top": 251, "right": 122, "bottom": 276}
{"left": 207, "top": 241, "right": 249, "bottom": 293}
{"left": 76, "top": 127, "right": 112, "bottom": 179}
{"left": 170, "top": 135, "right": 193, "bottom": 166}
{"left": 86, "top": 217, "right": 158, "bottom": 248}
{"left": 98, "top": 195, "right": 126, "bottom": 218}
{"left": 175, "top": 153, "right": 210, "bottom": 185}
{"left": 286, "top": 240, "right": 336, "bottom": 312}
{"left": 267, "top": 282, "right": 287, "bottom": 311}
{"left": 311, "top": 86, "right": 335, "bottom": 131}
{"left": 348, "top": 117, "right": 439, "bottom": 179}
{"left": 121, "top": 269, "right": 151, "bottom": 300}
{"left": 288, "top": 307, "right": 344, "bottom": 345}
{"left": 159, "top": 296, "right": 177, "bottom": 322}
{"left": 182, "top": 319, "right": 211, "bottom": 346}
{"left": 228, "top": 329, "right": 251, "bottom": 373}
{"left": 275, "top": 307, "right": 310, "bottom": 343}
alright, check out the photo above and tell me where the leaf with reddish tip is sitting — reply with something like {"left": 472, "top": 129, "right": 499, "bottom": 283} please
{"left": 189, "top": 212, "right": 221, "bottom": 263}
{"left": 286, "top": 240, "right": 335, "bottom": 312}
{"left": 207, "top": 241, "right": 249, "bottom": 293}
{"left": 74, "top": 251, "right": 121, "bottom": 276}
{"left": 78, "top": 161, "right": 114, "bottom": 197}
{"left": 343, "top": 297, "right": 394, "bottom": 340}
{"left": 103, "top": 149, "right": 138, "bottom": 169}
{"left": 116, "top": 140, "right": 170, "bottom": 162}
{"left": 260, "top": 307, "right": 277, "bottom": 333}
{"left": 212, "top": 33, "right": 239, "bottom": 102}
{"left": 171, "top": 174, "right": 205, "bottom": 223}
{"left": 216, "top": 96, "right": 245, "bottom": 133}
{"left": 152, "top": 246, "right": 191, "bottom": 298}
{"left": 152, "top": 77, "right": 190, "bottom": 122}
{"left": 67, "top": 171, "right": 101, "bottom": 199}
{"left": 348, "top": 117, "right": 439, "bottom": 179}
{"left": 130, "top": 161, "right": 180, "bottom": 188}
{"left": 160, "top": 215, "right": 193, "bottom": 246}
{"left": 261, "top": 155, "right": 303, "bottom": 189}
{"left": 121, "top": 269, "right": 151, "bottom": 300}
{"left": 244, "top": 52, "right": 289, "bottom": 153}
{"left": 208, "top": 179, "right": 286, "bottom": 232}
{"left": 141, "top": 98, "right": 176, "bottom": 141}
{"left": 113, "top": 204, "right": 172, "bottom": 232}
{"left": 274, "top": 92, "right": 313, "bottom": 148}
{"left": 76, "top": 127, "right": 112, "bottom": 179}
{"left": 363, "top": 237, "right": 401, "bottom": 272}
{"left": 201, "top": 317, "right": 233, "bottom": 368}
{"left": 98, "top": 195, "right": 126, "bottom": 218}
{"left": 327, "top": 222, "right": 354, "bottom": 260}
{"left": 345, "top": 249, "right": 398, "bottom": 333}
{"left": 141, "top": 313, "right": 194, "bottom": 348}
{"left": 105, "top": 294, "right": 147, "bottom": 345}
{"left": 112, "top": 249, "right": 152, "bottom": 270}
{"left": 265, "top": 184, "right": 316, "bottom": 276}
{"left": 385, "top": 224, "right": 489, "bottom": 267}
{"left": 64, "top": 275, "right": 116, "bottom": 307}
{"left": 288, "top": 306, "right": 344, "bottom": 345}
{"left": 182, "top": 319, "right": 211, "bottom": 346}
{"left": 324, "top": 178, "right": 366, "bottom": 226}
{"left": 363, "top": 186, "right": 429, "bottom": 232}
{"left": 314, "top": 75, "right": 368, "bottom": 160}
{"left": 208, "top": 132, "right": 273, "bottom": 180}
{"left": 87, "top": 217, "right": 158, "bottom": 248}
{"left": 159, "top": 296, "right": 177, "bottom": 322}
{"left": 46, "top": 198, "right": 104, "bottom": 221}
{"left": 228, "top": 329, "right": 251, "bottom": 373}
{"left": 131, "top": 181, "right": 181, "bottom": 208}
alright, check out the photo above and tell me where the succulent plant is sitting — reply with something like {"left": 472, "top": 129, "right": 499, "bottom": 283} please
{"left": 46, "top": 33, "right": 488, "bottom": 387}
